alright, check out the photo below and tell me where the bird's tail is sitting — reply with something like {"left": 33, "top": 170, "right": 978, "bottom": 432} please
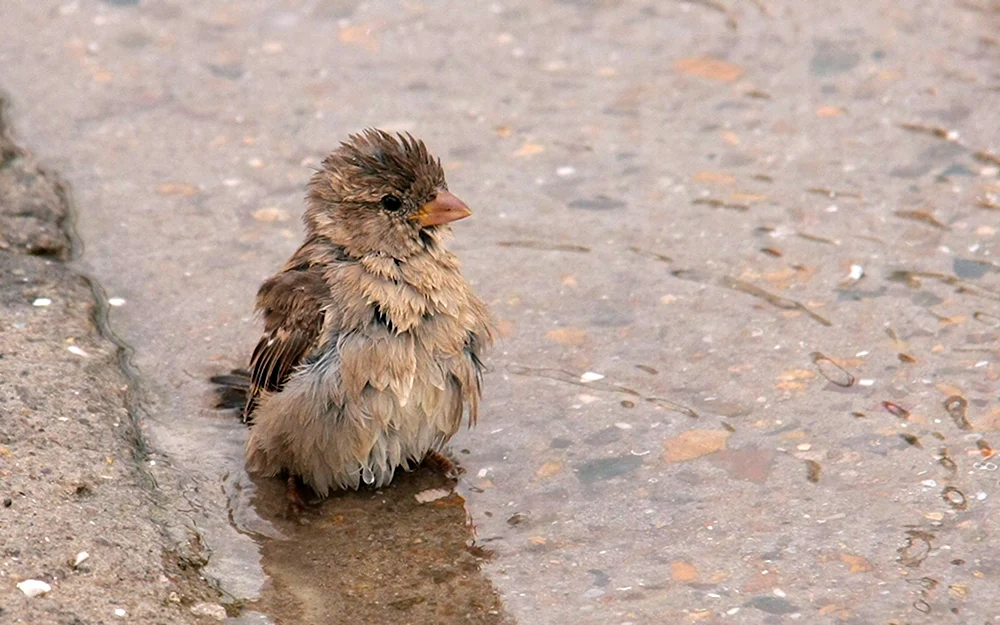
{"left": 209, "top": 368, "right": 251, "bottom": 412}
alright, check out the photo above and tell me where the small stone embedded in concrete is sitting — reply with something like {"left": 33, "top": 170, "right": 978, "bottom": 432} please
{"left": 32, "top": 297, "right": 51, "bottom": 306}
{"left": 67, "top": 345, "right": 89, "bottom": 357}
{"left": 253, "top": 207, "right": 290, "bottom": 222}
{"left": 579, "top": 371, "right": 604, "bottom": 382}
{"left": 414, "top": 488, "right": 451, "bottom": 503}
{"left": 190, "top": 602, "right": 228, "bottom": 621}
{"left": 746, "top": 595, "right": 800, "bottom": 615}
{"left": 535, "top": 462, "right": 561, "bottom": 478}
{"left": 17, "top": 579, "right": 52, "bottom": 597}
{"left": 73, "top": 551, "right": 89, "bottom": 568}
{"left": 669, "top": 560, "right": 698, "bottom": 582}
{"left": 114, "top": 608, "right": 126, "bottom": 617}
{"left": 663, "top": 430, "right": 730, "bottom": 463}
{"left": 108, "top": 297, "right": 125, "bottom": 306}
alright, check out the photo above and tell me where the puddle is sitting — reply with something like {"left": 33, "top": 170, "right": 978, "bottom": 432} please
{"left": 209, "top": 385, "right": 511, "bottom": 623}
{"left": 245, "top": 469, "right": 508, "bottom": 624}
{"left": 4, "top": 0, "right": 1000, "bottom": 622}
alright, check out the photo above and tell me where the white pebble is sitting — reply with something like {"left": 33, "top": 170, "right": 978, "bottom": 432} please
{"left": 33, "top": 298, "right": 52, "bottom": 307}
{"left": 67, "top": 345, "right": 89, "bottom": 357}
{"left": 773, "top": 588, "right": 787, "bottom": 598}
{"left": 17, "top": 579, "right": 51, "bottom": 597}
{"left": 921, "top": 479, "right": 938, "bottom": 487}
{"left": 580, "top": 371, "right": 605, "bottom": 383}
{"left": 74, "top": 551, "right": 89, "bottom": 568}
{"left": 414, "top": 488, "right": 451, "bottom": 504}
{"left": 614, "top": 422, "right": 633, "bottom": 430}
{"left": 108, "top": 297, "right": 126, "bottom": 307}
{"left": 858, "top": 379, "right": 875, "bottom": 387}
{"left": 114, "top": 608, "right": 126, "bottom": 617}
{"left": 846, "top": 264, "right": 864, "bottom": 280}
{"left": 556, "top": 166, "right": 576, "bottom": 177}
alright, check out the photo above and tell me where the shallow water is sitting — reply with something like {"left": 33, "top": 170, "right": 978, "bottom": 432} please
{"left": 2, "top": 1, "right": 1000, "bottom": 623}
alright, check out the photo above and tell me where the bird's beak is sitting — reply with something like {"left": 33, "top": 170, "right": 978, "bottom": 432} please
{"left": 412, "top": 191, "right": 472, "bottom": 227}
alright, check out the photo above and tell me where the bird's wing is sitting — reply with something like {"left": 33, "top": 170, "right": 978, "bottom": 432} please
{"left": 244, "top": 262, "right": 329, "bottom": 422}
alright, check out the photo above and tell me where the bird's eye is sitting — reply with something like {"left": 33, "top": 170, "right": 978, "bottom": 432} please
{"left": 380, "top": 194, "right": 402, "bottom": 212}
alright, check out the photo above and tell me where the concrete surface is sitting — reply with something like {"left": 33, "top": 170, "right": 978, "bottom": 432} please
{"left": 0, "top": 99, "right": 221, "bottom": 624}
{"left": 2, "top": 1, "right": 1000, "bottom": 623}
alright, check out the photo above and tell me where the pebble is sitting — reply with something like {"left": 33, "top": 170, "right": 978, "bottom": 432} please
{"left": 190, "top": 603, "right": 228, "bottom": 621}
{"left": 17, "top": 579, "right": 52, "bottom": 597}
{"left": 253, "top": 207, "right": 290, "bottom": 222}
{"left": 580, "top": 371, "right": 605, "bottom": 382}
{"left": 73, "top": 551, "right": 90, "bottom": 568}
{"left": 114, "top": 608, "right": 126, "bottom": 617}
{"left": 33, "top": 297, "right": 52, "bottom": 307}
{"left": 414, "top": 488, "right": 451, "bottom": 503}
{"left": 67, "top": 345, "right": 89, "bottom": 357}
{"left": 108, "top": 297, "right": 126, "bottom": 307}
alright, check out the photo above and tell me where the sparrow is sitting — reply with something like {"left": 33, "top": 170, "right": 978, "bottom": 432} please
{"left": 214, "top": 130, "right": 494, "bottom": 505}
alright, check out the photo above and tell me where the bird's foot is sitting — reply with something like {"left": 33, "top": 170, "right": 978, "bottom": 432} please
{"left": 422, "top": 450, "right": 465, "bottom": 480}
{"left": 284, "top": 475, "right": 320, "bottom": 522}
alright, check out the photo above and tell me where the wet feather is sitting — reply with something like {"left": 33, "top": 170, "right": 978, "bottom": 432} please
{"left": 240, "top": 130, "right": 495, "bottom": 495}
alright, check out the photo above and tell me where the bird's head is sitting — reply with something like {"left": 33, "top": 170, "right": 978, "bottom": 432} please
{"left": 304, "top": 129, "right": 471, "bottom": 259}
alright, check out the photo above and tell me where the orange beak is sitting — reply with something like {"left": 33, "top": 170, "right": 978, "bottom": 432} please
{"left": 412, "top": 191, "right": 472, "bottom": 227}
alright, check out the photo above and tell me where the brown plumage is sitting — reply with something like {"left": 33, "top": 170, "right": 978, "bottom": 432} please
{"left": 233, "top": 129, "right": 494, "bottom": 496}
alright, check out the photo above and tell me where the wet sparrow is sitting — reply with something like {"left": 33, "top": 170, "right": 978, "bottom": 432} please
{"left": 216, "top": 130, "right": 494, "bottom": 503}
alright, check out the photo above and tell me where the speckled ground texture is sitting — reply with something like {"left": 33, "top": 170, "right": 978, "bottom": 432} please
{"left": 2, "top": 1, "right": 1000, "bottom": 624}
{"left": 0, "top": 101, "right": 221, "bottom": 623}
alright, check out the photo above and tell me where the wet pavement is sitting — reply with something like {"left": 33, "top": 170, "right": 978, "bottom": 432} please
{"left": 0, "top": 102, "right": 219, "bottom": 624}
{"left": 2, "top": 0, "right": 1000, "bottom": 623}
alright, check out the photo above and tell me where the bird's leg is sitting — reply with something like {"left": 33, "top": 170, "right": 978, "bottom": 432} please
{"left": 422, "top": 449, "right": 465, "bottom": 480}
{"left": 284, "top": 474, "right": 311, "bottom": 520}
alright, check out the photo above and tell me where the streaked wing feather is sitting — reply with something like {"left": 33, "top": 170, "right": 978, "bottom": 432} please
{"left": 244, "top": 267, "right": 327, "bottom": 422}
